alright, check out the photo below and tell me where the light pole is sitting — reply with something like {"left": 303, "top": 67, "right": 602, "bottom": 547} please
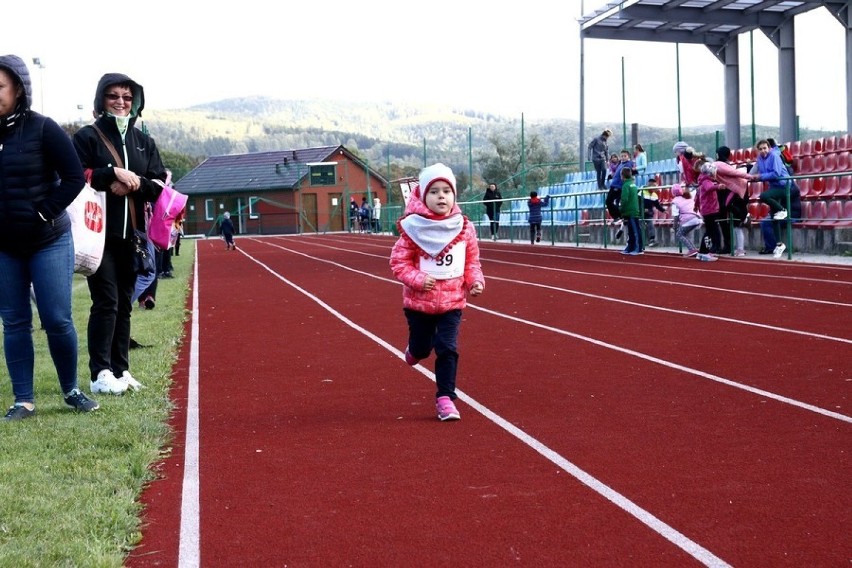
{"left": 31, "top": 57, "right": 45, "bottom": 113}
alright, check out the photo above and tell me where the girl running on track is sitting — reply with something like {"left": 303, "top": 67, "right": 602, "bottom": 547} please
{"left": 390, "top": 163, "right": 485, "bottom": 421}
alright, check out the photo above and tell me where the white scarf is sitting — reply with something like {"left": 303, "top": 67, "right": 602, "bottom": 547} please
{"left": 399, "top": 214, "right": 464, "bottom": 258}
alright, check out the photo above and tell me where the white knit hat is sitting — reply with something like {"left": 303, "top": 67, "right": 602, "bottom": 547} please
{"left": 418, "top": 163, "right": 456, "bottom": 201}
{"left": 700, "top": 162, "right": 717, "bottom": 177}
{"left": 673, "top": 141, "right": 688, "bottom": 154}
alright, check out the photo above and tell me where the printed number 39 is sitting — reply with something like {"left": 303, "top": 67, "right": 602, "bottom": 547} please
{"left": 436, "top": 254, "right": 453, "bottom": 266}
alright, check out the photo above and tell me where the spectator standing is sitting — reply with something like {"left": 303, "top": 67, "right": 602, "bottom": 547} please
{"left": 0, "top": 54, "right": 99, "bottom": 419}
{"left": 618, "top": 168, "right": 643, "bottom": 255}
{"left": 639, "top": 177, "right": 665, "bottom": 247}
{"left": 372, "top": 197, "right": 382, "bottom": 233}
{"left": 634, "top": 143, "right": 648, "bottom": 186}
{"left": 73, "top": 72, "right": 166, "bottom": 395}
{"left": 483, "top": 183, "right": 503, "bottom": 241}
{"left": 670, "top": 184, "right": 702, "bottom": 258}
{"left": 607, "top": 149, "right": 635, "bottom": 239}
{"left": 390, "top": 163, "right": 484, "bottom": 421}
{"left": 711, "top": 147, "right": 758, "bottom": 256}
{"left": 695, "top": 158, "right": 724, "bottom": 257}
{"left": 587, "top": 128, "right": 612, "bottom": 190}
{"left": 359, "top": 197, "right": 372, "bottom": 233}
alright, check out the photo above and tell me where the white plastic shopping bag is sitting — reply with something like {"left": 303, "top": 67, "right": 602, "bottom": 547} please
{"left": 66, "top": 183, "right": 106, "bottom": 276}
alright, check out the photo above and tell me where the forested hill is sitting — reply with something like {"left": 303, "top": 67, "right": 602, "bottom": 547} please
{"left": 140, "top": 96, "right": 836, "bottom": 185}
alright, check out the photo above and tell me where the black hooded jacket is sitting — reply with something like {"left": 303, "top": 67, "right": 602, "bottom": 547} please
{"left": 0, "top": 54, "right": 86, "bottom": 254}
{"left": 72, "top": 73, "right": 166, "bottom": 240}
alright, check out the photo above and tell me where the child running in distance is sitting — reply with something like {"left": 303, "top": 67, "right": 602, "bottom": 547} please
{"left": 670, "top": 183, "right": 704, "bottom": 258}
{"left": 527, "top": 191, "right": 551, "bottom": 244}
{"left": 390, "top": 163, "right": 485, "bottom": 421}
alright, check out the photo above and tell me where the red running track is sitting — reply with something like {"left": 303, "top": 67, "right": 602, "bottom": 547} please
{"left": 127, "top": 235, "right": 851, "bottom": 567}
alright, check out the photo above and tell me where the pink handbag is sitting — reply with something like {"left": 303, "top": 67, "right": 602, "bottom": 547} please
{"left": 149, "top": 180, "right": 188, "bottom": 250}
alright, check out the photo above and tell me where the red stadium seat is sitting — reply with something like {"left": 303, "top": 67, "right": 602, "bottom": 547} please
{"left": 796, "top": 177, "right": 811, "bottom": 200}
{"left": 821, "top": 176, "right": 839, "bottom": 198}
{"left": 745, "top": 147, "right": 758, "bottom": 162}
{"left": 801, "top": 200, "right": 827, "bottom": 228}
{"left": 837, "top": 134, "right": 850, "bottom": 152}
{"left": 811, "top": 154, "right": 826, "bottom": 174}
{"left": 835, "top": 200, "right": 852, "bottom": 227}
{"left": 835, "top": 151, "right": 850, "bottom": 172}
{"left": 798, "top": 200, "right": 812, "bottom": 222}
{"left": 747, "top": 201, "right": 770, "bottom": 221}
{"left": 789, "top": 140, "right": 801, "bottom": 156}
{"left": 810, "top": 177, "right": 825, "bottom": 197}
{"left": 658, "top": 187, "right": 672, "bottom": 204}
{"left": 733, "top": 148, "right": 744, "bottom": 163}
{"left": 824, "top": 153, "right": 838, "bottom": 173}
{"left": 822, "top": 136, "right": 836, "bottom": 154}
{"left": 819, "top": 200, "right": 843, "bottom": 226}
{"left": 836, "top": 175, "right": 852, "bottom": 197}
{"left": 580, "top": 209, "right": 590, "bottom": 226}
{"left": 813, "top": 138, "right": 824, "bottom": 154}
{"left": 801, "top": 139, "right": 814, "bottom": 156}
{"left": 800, "top": 156, "right": 814, "bottom": 174}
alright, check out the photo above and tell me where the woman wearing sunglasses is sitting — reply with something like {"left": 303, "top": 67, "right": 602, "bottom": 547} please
{"left": 73, "top": 73, "right": 166, "bottom": 397}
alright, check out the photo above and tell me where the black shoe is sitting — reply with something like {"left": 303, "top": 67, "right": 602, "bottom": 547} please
{"left": 64, "top": 389, "right": 99, "bottom": 412}
{"left": 3, "top": 404, "right": 35, "bottom": 421}
{"left": 758, "top": 248, "right": 773, "bottom": 255}
{"left": 129, "top": 337, "right": 149, "bottom": 349}
{"left": 615, "top": 229, "right": 624, "bottom": 240}
{"left": 143, "top": 295, "right": 155, "bottom": 310}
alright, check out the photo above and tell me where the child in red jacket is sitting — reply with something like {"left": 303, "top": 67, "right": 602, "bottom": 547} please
{"left": 390, "top": 163, "right": 484, "bottom": 421}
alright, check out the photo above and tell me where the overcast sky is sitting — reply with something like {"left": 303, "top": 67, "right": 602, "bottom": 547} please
{"left": 8, "top": 0, "right": 846, "bottom": 131}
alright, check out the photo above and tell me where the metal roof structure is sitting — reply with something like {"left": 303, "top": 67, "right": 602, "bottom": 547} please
{"left": 578, "top": 1, "right": 850, "bottom": 153}
{"left": 174, "top": 145, "right": 387, "bottom": 196}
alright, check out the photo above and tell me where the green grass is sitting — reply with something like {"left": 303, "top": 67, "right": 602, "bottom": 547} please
{"left": 0, "top": 244, "right": 195, "bottom": 567}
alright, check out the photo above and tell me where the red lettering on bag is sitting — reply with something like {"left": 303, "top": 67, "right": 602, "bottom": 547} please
{"left": 84, "top": 201, "right": 104, "bottom": 233}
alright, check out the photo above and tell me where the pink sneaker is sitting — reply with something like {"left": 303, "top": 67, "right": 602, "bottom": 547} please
{"left": 404, "top": 347, "right": 420, "bottom": 366}
{"left": 436, "top": 396, "right": 460, "bottom": 421}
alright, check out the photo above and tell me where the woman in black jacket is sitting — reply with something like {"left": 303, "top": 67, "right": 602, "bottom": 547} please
{"left": 483, "top": 183, "right": 502, "bottom": 241}
{"left": 73, "top": 73, "right": 165, "bottom": 396}
{"left": 0, "top": 54, "right": 98, "bottom": 420}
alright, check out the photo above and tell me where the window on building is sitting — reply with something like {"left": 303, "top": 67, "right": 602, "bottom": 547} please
{"left": 249, "top": 196, "right": 259, "bottom": 219}
{"left": 205, "top": 199, "right": 215, "bottom": 220}
{"left": 310, "top": 164, "right": 336, "bottom": 186}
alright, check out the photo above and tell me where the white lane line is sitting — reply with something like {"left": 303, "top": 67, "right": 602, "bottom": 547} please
{"left": 255, "top": 238, "right": 852, "bottom": 424}
{"left": 484, "top": 257, "right": 852, "bottom": 308}
{"left": 486, "top": 274, "right": 852, "bottom": 345}
{"left": 236, "top": 246, "right": 733, "bottom": 568}
{"left": 179, "top": 245, "right": 201, "bottom": 568}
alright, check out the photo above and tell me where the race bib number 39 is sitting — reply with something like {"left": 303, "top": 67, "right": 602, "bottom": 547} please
{"left": 419, "top": 242, "right": 466, "bottom": 280}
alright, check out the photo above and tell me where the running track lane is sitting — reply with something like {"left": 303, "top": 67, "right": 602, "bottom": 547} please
{"left": 127, "top": 236, "right": 850, "bottom": 567}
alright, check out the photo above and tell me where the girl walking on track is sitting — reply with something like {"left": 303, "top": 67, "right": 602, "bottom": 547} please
{"left": 390, "top": 163, "right": 485, "bottom": 421}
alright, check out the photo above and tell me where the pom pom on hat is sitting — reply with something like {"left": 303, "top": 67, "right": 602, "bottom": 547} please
{"left": 671, "top": 183, "right": 683, "bottom": 197}
{"left": 673, "top": 141, "right": 688, "bottom": 154}
{"left": 700, "top": 162, "right": 717, "bottom": 177}
{"left": 418, "top": 163, "right": 456, "bottom": 201}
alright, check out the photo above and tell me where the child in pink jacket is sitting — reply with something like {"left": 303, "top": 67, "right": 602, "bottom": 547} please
{"left": 390, "top": 163, "right": 484, "bottom": 421}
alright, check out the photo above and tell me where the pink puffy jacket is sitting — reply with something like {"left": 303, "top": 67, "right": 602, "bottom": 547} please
{"left": 389, "top": 195, "right": 484, "bottom": 315}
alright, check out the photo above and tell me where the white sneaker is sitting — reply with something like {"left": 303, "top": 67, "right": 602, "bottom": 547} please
{"left": 90, "top": 369, "right": 129, "bottom": 395}
{"left": 773, "top": 210, "right": 788, "bottom": 220}
{"left": 117, "top": 370, "right": 143, "bottom": 392}
{"left": 773, "top": 243, "right": 786, "bottom": 259}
